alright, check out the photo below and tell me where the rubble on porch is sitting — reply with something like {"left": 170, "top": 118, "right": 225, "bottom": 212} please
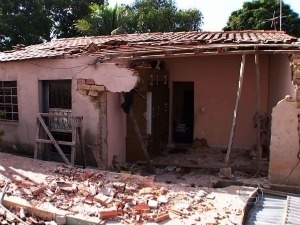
{"left": 0, "top": 152, "right": 269, "bottom": 225}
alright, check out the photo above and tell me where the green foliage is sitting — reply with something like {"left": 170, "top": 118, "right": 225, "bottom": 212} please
{"left": 0, "top": 0, "right": 104, "bottom": 51}
{"left": 75, "top": 0, "right": 203, "bottom": 35}
{"left": 75, "top": 3, "right": 127, "bottom": 35}
{"left": 44, "top": 0, "right": 104, "bottom": 38}
{"left": 224, "top": 0, "right": 300, "bottom": 37}
{"left": 0, "top": 0, "right": 52, "bottom": 51}
{"left": 126, "top": 0, "right": 203, "bottom": 33}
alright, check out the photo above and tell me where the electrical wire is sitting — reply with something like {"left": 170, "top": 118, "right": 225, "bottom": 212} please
{"left": 26, "top": 61, "right": 93, "bottom": 70}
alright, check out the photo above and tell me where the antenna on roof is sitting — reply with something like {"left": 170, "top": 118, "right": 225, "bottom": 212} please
{"left": 279, "top": 0, "right": 282, "bottom": 31}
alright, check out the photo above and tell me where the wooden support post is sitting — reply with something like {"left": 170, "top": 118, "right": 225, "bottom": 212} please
{"left": 225, "top": 54, "right": 246, "bottom": 166}
{"left": 129, "top": 108, "right": 155, "bottom": 173}
{"left": 255, "top": 53, "right": 262, "bottom": 175}
{"left": 34, "top": 122, "right": 41, "bottom": 159}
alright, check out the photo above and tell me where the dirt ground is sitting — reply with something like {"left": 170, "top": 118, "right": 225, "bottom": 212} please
{"left": 0, "top": 151, "right": 270, "bottom": 225}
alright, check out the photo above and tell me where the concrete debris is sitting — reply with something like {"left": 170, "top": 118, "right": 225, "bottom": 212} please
{"left": 0, "top": 152, "right": 269, "bottom": 225}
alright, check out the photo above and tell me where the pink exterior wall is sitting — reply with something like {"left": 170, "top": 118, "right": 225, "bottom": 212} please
{"left": 268, "top": 54, "right": 295, "bottom": 113}
{"left": 107, "top": 92, "right": 126, "bottom": 165}
{"left": 165, "top": 54, "right": 269, "bottom": 148}
{"left": 0, "top": 56, "right": 134, "bottom": 167}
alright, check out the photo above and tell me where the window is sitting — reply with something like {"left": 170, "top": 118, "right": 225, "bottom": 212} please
{"left": 0, "top": 81, "right": 18, "bottom": 121}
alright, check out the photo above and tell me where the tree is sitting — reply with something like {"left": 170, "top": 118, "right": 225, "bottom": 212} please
{"left": 0, "top": 0, "right": 52, "bottom": 51}
{"left": 125, "top": 0, "right": 203, "bottom": 33}
{"left": 44, "top": 0, "right": 104, "bottom": 38}
{"left": 0, "top": 0, "right": 105, "bottom": 51}
{"left": 224, "top": 0, "right": 300, "bottom": 37}
{"left": 75, "top": 3, "right": 127, "bottom": 35}
{"left": 75, "top": 0, "right": 203, "bottom": 35}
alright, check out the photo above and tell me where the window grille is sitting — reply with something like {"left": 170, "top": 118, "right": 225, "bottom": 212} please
{"left": 0, "top": 81, "right": 18, "bottom": 121}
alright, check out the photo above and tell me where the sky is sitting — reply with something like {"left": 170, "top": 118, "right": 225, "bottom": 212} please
{"left": 107, "top": 0, "right": 300, "bottom": 31}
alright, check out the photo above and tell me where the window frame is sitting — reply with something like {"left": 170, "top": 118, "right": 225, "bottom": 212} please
{"left": 0, "top": 81, "right": 19, "bottom": 121}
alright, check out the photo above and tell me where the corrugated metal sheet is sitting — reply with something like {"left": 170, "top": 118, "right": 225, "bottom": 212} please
{"left": 245, "top": 194, "right": 300, "bottom": 225}
{"left": 285, "top": 196, "right": 300, "bottom": 225}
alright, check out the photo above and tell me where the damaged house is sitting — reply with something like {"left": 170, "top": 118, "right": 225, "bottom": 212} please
{"left": 0, "top": 30, "right": 300, "bottom": 185}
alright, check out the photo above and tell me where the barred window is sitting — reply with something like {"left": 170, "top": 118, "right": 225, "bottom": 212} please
{"left": 0, "top": 81, "right": 18, "bottom": 121}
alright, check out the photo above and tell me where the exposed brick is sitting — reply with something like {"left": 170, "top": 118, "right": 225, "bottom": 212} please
{"left": 88, "top": 90, "right": 98, "bottom": 97}
{"left": 76, "top": 89, "right": 88, "bottom": 96}
{"left": 77, "top": 84, "right": 85, "bottom": 90}
{"left": 99, "top": 210, "right": 122, "bottom": 219}
{"left": 77, "top": 78, "right": 86, "bottom": 84}
{"left": 86, "top": 79, "right": 95, "bottom": 85}
{"left": 90, "top": 85, "right": 106, "bottom": 92}
{"left": 82, "top": 84, "right": 91, "bottom": 90}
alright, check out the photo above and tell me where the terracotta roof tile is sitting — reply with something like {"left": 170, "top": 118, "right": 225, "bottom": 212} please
{"left": 0, "top": 30, "right": 299, "bottom": 62}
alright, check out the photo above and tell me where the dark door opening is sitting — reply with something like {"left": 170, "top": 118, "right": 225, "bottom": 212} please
{"left": 41, "top": 80, "right": 72, "bottom": 161}
{"left": 173, "top": 82, "right": 194, "bottom": 143}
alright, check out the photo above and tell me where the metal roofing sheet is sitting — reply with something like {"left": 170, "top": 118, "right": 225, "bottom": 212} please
{"left": 245, "top": 194, "right": 300, "bottom": 225}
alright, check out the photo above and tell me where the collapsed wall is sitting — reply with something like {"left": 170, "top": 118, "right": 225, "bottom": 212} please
{"left": 269, "top": 54, "right": 300, "bottom": 186}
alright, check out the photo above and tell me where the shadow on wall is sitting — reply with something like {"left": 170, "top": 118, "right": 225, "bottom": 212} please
{"left": 83, "top": 129, "right": 98, "bottom": 168}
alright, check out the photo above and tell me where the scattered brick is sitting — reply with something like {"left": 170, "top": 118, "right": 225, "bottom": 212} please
{"left": 99, "top": 210, "right": 122, "bottom": 219}
{"left": 154, "top": 213, "right": 169, "bottom": 222}
{"left": 94, "top": 193, "right": 113, "bottom": 206}
{"left": 169, "top": 208, "right": 185, "bottom": 216}
{"left": 31, "top": 185, "right": 47, "bottom": 196}
{"left": 134, "top": 204, "right": 151, "bottom": 212}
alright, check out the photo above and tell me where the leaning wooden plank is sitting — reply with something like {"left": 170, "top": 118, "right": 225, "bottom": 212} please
{"left": 1, "top": 183, "right": 30, "bottom": 225}
{"left": 37, "top": 114, "right": 71, "bottom": 165}
{"left": 225, "top": 54, "right": 246, "bottom": 165}
{"left": 129, "top": 108, "right": 154, "bottom": 173}
{"left": 3, "top": 195, "right": 69, "bottom": 221}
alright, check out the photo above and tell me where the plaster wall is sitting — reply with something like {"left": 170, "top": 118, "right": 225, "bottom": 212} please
{"left": 0, "top": 56, "right": 136, "bottom": 166}
{"left": 107, "top": 92, "right": 126, "bottom": 164}
{"left": 165, "top": 54, "right": 269, "bottom": 148}
{"left": 268, "top": 54, "right": 295, "bottom": 114}
{"left": 269, "top": 99, "right": 300, "bottom": 185}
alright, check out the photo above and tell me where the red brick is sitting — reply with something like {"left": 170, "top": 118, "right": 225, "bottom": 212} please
{"left": 154, "top": 213, "right": 169, "bottom": 222}
{"left": 86, "top": 79, "right": 95, "bottom": 85}
{"left": 99, "top": 210, "right": 122, "bottom": 219}
{"left": 77, "top": 78, "right": 86, "bottom": 84}
{"left": 134, "top": 203, "right": 150, "bottom": 212}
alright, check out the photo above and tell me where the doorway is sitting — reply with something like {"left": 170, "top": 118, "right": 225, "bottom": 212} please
{"left": 40, "top": 80, "right": 72, "bottom": 161}
{"left": 172, "top": 82, "right": 194, "bottom": 143}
